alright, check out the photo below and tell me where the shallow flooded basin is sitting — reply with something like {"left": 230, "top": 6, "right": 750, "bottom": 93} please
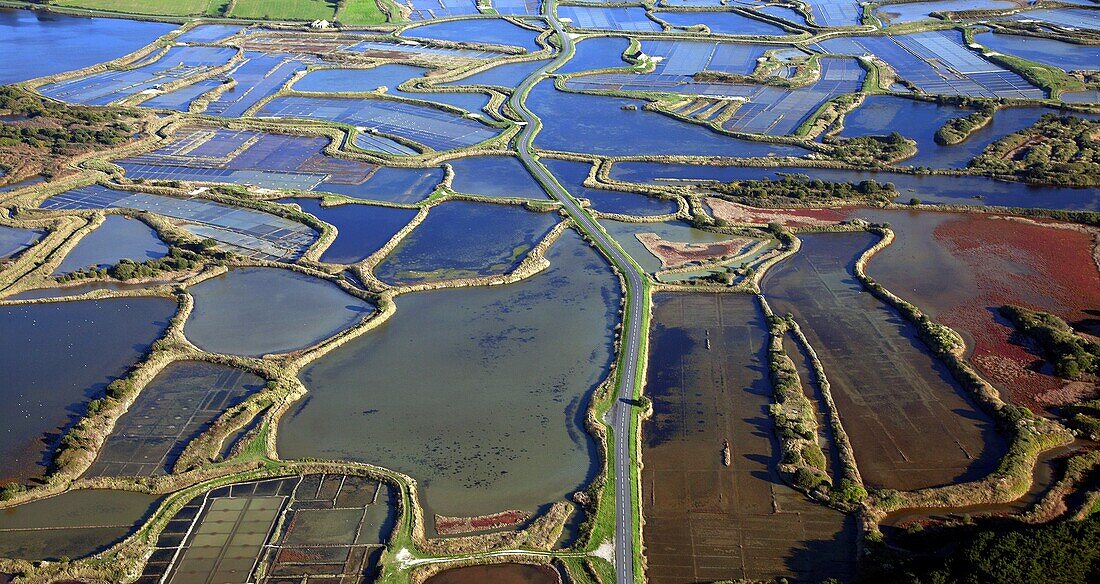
{"left": 185, "top": 267, "right": 373, "bottom": 357}
{"left": 0, "top": 298, "right": 174, "bottom": 483}
{"left": 762, "top": 232, "right": 1006, "bottom": 490}
{"left": 643, "top": 293, "right": 857, "bottom": 583}
{"left": 280, "top": 231, "right": 618, "bottom": 526}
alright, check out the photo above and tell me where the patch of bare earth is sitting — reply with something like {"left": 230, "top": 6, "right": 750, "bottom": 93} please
{"left": 705, "top": 198, "right": 849, "bottom": 227}
{"left": 635, "top": 232, "right": 754, "bottom": 269}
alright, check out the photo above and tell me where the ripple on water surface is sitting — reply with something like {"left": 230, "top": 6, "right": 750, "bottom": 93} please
{"left": 185, "top": 267, "right": 373, "bottom": 357}
{"left": 0, "top": 298, "right": 175, "bottom": 483}
{"left": 280, "top": 230, "right": 619, "bottom": 525}
{"left": 374, "top": 200, "right": 559, "bottom": 285}
{"left": 0, "top": 9, "right": 174, "bottom": 85}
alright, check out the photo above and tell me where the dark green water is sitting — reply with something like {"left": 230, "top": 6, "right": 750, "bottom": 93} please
{"left": 0, "top": 489, "right": 161, "bottom": 560}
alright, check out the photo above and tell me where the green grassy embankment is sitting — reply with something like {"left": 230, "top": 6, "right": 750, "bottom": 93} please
{"left": 228, "top": 0, "right": 337, "bottom": 21}
{"left": 52, "top": 0, "right": 225, "bottom": 17}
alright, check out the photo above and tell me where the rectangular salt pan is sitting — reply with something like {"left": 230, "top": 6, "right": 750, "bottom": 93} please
{"left": 42, "top": 185, "right": 316, "bottom": 261}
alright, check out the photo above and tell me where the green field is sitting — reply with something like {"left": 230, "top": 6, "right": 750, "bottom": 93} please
{"left": 228, "top": 0, "right": 338, "bottom": 20}
{"left": 335, "top": 0, "right": 388, "bottom": 24}
{"left": 52, "top": 0, "right": 226, "bottom": 16}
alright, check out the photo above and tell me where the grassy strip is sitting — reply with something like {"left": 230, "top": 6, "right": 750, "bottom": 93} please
{"left": 761, "top": 309, "right": 832, "bottom": 489}
{"left": 787, "top": 318, "right": 867, "bottom": 498}
{"left": 972, "top": 40, "right": 1085, "bottom": 98}
{"left": 51, "top": 0, "right": 225, "bottom": 17}
{"left": 759, "top": 285, "right": 867, "bottom": 510}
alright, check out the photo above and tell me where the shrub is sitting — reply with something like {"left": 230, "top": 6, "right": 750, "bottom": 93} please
{"left": 86, "top": 398, "right": 106, "bottom": 416}
{"left": 794, "top": 467, "right": 823, "bottom": 490}
{"left": 105, "top": 379, "right": 133, "bottom": 400}
{"left": 711, "top": 174, "right": 897, "bottom": 205}
{"left": 107, "top": 246, "right": 200, "bottom": 281}
{"left": 969, "top": 115, "right": 1100, "bottom": 187}
{"left": 802, "top": 443, "right": 827, "bottom": 470}
{"left": 831, "top": 479, "right": 867, "bottom": 504}
{"left": 0, "top": 482, "right": 26, "bottom": 501}
{"left": 942, "top": 516, "right": 1099, "bottom": 584}
{"left": 934, "top": 101, "right": 996, "bottom": 145}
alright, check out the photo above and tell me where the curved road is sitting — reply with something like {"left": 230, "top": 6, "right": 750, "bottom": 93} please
{"left": 508, "top": 9, "right": 643, "bottom": 584}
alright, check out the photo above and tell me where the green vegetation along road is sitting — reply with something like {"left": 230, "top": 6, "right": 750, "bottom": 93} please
{"left": 509, "top": 7, "right": 645, "bottom": 584}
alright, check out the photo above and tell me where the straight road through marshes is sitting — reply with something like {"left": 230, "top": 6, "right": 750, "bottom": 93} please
{"left": 508, "top": 7, "right": 644, "bottom": 584}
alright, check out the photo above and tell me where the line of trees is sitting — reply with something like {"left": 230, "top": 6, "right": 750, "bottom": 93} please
{"left": 711, "top": 173, "right": 897, "bottom": 204}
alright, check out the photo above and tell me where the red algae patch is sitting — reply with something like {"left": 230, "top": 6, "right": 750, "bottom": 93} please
{"left": 705, "top": 198, "right": 850, "bottom": 227}
{"left": 434, "top": 510, "right": 531, "bottom": 535}
{"left": 937, "top": 216, "right": 1100, "bottom": 410}
{"left": 862, "top": 209, "right": 1100, "bottom": 412}
{"left": 635, "top": 232, "right": 754, "bottom": 269}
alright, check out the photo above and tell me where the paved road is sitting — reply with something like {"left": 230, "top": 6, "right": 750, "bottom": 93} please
{"left": 508, "top": 10, "right": 643, "bottom": 584}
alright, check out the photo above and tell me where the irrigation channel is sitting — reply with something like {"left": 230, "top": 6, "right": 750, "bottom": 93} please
{"left": 509, "top": 4, "right": 645, "bottom": 582}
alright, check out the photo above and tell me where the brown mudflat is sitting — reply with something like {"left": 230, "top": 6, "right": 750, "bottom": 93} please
{"left": 642, "top": 293, "right": 857, "bottom": 584}
{"left": 762, "top": 232, "right": 1006, "bottom": 491}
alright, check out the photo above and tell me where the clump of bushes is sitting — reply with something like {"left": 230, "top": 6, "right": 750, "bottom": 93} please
{"left": 0, "top": 482, "right": 27, "bottom": 501}
{"left": 1000, "top": 304, "right": 1099, "bottom": 379}
{"left": 765, "top": 314, "right": 831, "bottom": 492}
{"left": 0, "top": 86, "right": 134, "bottom": 150}
{"left": 826, "top": 131, "right": 914, "bottom": 165}
{"left": 935, "top": 100, "right": 996, "bottom": 145}
{"left": 58, "top": 245, "right": 205, "bottom": 284}
{"left": 969, "top": 115, "right": 1100, "bottom": 187}
{"left": 110, "top": 246, "right": 200, "bottom": 280}
{"left": 832, "top": 479, "right": 867, "bottom": 505}
{"left": 1062, "top": 400, "right": 1100, "bottom": 441}
{"left": 712, "top": 173, "right": 897, "bottom": 205}
{"left": 864, "top": 514, "right": 1100, "bottom": 584}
